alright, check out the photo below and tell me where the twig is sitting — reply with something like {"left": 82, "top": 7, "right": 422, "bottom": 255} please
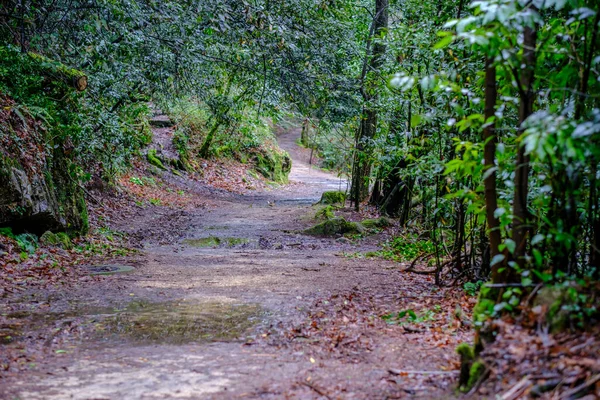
{"left": 500, "top": 375, "right": 532, "bottom": 400}
{"left": 300, "top": 381, "right": 332, "bottom": 400}
{"left": 79, "top": 184, "right": 101, "bottom": 205}
{"left": 483, "top": 283, "right": 537, "bottom": 288}
{"left": 388, "top": 368, "right": 459, "bottom": 375}
{"left": 559, "top": 374, "right": 600, "bottom": 400}
{"left": 525, "top": 283, "right": 543, "bottom": 305}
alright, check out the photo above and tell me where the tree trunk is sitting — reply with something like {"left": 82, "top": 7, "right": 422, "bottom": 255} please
{"left": 482, "top": 58, "right": 503, "bottom": 283}
{"left": 28, "top": 52, "right": 88, "bottom": 91}
{"left": 300, "top": 118, "right": 309, "bottom": 147}
{"left": 511, "top": 17, "right": 538, "bottom": 273}
{"left": 350, "top": 0, "right": 388, "bottom": 210}
{"left": 199, "top": 122, "right": 220, "bottom": 159}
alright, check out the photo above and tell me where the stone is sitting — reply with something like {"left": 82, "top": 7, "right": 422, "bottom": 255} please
{"left": 361, "top": 216, "right": 392, "bottom": 229}
{"left": 318, "top": 191, "right": 346, "bottom": 205}
{"left": 304, "top": 217, "right": 365, "bottom": 236}
{"left": 40, "top": 231, "right": 72, "bottom": 249}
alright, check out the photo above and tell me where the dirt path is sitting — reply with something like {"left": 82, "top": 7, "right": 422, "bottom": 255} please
{"left": 1, "top": 128, "right": 472, "bottom": 399}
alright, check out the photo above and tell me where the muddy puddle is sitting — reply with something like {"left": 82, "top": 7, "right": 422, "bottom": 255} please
{"left": 2, "top": 300, "right": 263, "bottom": 346}
{"left": 183, "top": 236, "right": 251, "bottom": 248}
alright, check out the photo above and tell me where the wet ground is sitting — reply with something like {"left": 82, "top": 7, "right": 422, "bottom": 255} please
{"left": 0, "top": 128, "right": 470, "bottom": 399}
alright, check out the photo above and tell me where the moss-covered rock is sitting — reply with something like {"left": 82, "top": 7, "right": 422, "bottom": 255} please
{"left": 147, "top": 149, "right": 167, "bottom": 170}
{"left": 315, "top": 205, "right": 335, "bottom": 220}
{"left": 533, "top": 285, "right": 577, "bottom": 333}
{"left": 254, "top": 150, "right": 291, "bottom": 183}
{"left": 361, "top": 216, "right": 392, "bottom": 229}
{"left": 318, "top": 191, "right": 346, "bottom": 205}
{"left": 304, "top": 217, "right": 365, "bottom": 236}
{"left": 0, "top": 98, "right": 88, "bottom": 235}
{"left": 40, "top": 231, "right": 73, "bottom": 249}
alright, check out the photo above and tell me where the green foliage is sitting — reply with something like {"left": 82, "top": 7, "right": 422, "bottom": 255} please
{"left": 0, "top": 227, "right": 38, "bottom": 254}
{"left": 463, "top": 281, "right": 484, "bottom": 297}
{"left": 378, "top": 234, "right": 435, "bottom": 262}
{"left": 382, "top": 308, "right": 437, "bottom": 325}
{"left": 534, "top": 280, "right": 600, "bottom": 332}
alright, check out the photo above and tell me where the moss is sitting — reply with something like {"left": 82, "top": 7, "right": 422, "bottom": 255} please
{"left": 361, "top": 217, "right": 392, "bottom": 229}
{"left": 466, "top": 361, "right": 486, "bottom": 390}
{"left": 50, "top": 154, "right": 89, "bottom": 235}
{"left": 183, "top": 237, "right": 221, "bottom": 247}
{"left": 40, "top": 231, "right": 72, "bottom": 249}
{"left": 304, "top": 217, "right": 365, "bottom": 236}
{"left": 225, "top": 237, "right": 249, "bottom": 247}
{"left": 534, "top": 285, "right": 584, "bottom": 333}
{"left": 456, "top": 343, "right": 474, "bottom": 360}
{"left": 315, "top": 205, "right": 335, "bottom": 220}
{"left": 254, "top": 150, "right": 291, "bottom": 183}
{"left": 318, "top": 191, "right": 346, "bottom": 205}
{"left": 147, "top": 149, "right": 167, "bottom": 170}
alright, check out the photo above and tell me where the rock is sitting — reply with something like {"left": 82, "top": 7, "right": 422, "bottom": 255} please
{"left": 0, "top": 97, "right": 88, "bottom": 235}
{"left": 149, "top": 117, "right": 173, "bottom": 128}
{"left": 318, "top": 191, "right": 346, "bottom": 205}
{"left": 361, "top": 216, "right": 392, "bottom": 229}
{"left": 253, "top": 150, "right": 292, "bottom": 183}
{"left": 304, "top": 217, "right": 365, "bottom": 236}
{"left": 0, "top": 164, "right": 65, "bottom": 234}
{"left": 40, "top": 231, "right": 73, "bottom": 249}
{"left": 533, "top": 285, "right": 576, "bottom": 332}
{"left": 314, "top": 205, "right": 335, "bottom": 220}
{"left": 147, "top": 149, "right": 167, "bottom": 170}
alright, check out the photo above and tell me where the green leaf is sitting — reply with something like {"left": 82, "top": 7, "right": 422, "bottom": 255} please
{"left": 410, "top": 114, "right": 422, "bottom": 128}
{"left": 491, "top": 254, "right": 505, "bottom": 266}
{"left": 504, "top": 239, "right": 516, "bottom": 254}
{"left": 433, "top": 35, "right": 453, "bottom": 50}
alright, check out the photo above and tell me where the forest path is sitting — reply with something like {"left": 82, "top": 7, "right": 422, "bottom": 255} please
{"left": 2, "top": 128, "right": 470, "bottom": 399}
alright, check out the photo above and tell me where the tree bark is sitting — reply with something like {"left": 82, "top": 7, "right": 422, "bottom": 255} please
{"left": 28, "top": 52, "right": 88, "bottom": 91}
{"left": 482, "top": 58, "right": 503, "bottom": 282}
{"left": 511, "top": 17, "right": 538, "bottom": 273}
{"left": 350, "top": 0, "right": 388, "bottom": 210}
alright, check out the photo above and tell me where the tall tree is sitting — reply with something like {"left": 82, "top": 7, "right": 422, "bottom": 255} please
{"left": 351, "top": 0, "right": 388, "bottom": 210}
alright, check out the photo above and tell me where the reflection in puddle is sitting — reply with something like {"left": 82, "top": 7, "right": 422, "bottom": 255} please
{"left": 98, "top": 301, "right": 262, "bottom": 344}
{"left": 2, "top": 301, "right": 262, "bottom": 346}
{"left": 183, "top": 237, "right": 250, "bottom": 248}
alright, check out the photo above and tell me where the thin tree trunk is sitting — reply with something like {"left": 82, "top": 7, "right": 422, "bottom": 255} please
{"left": 482, "top": 58, "right": 503, "bottom": 282}
{"left": 511, "top": 17, "right": 538, "bottom": 273}
{"left": 199, "top": 122, "right": 220, "bottom": 159}
{"left": 351, "top": 0, "right": 388, "bottom": 209}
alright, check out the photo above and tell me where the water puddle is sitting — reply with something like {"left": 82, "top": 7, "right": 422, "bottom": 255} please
{"left": 97, "top": 301, "right": 262, "bottom": 344}
{"left": 2, "top": 300, "right": 263, "bottom": 346}
{"left": 82, "top": 264, "right": 136, "bottom": 275}
{"left": 184, "top": 237, "right": 250, "bottom": 248}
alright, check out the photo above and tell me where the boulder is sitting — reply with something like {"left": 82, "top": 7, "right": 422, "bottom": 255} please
{"left": 304, "top": 217, "right": 365, "bottom": 236}
{"left": 318, "top": 191, "right": 346, "bottom": 205}
{"left": 0, "top": 97, "right": 88, "bottom": 235}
